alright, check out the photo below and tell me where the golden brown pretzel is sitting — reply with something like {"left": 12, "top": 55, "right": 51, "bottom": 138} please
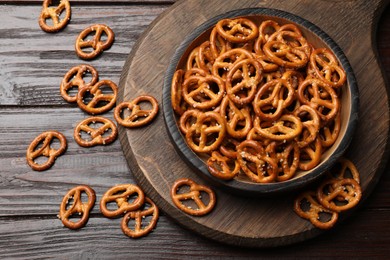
{"left": 121, "top": 197, "right": 159, "bottom": 238}
{"left": 179, "top": 109, "right": 199, "bottom": 135}
{"left": 182, "top": 75, "right": 225, "bottom": 110}
{"left": 252, "top": 78, "right": 295, "bottom": 121}
{"left": 225, "top": 58, "right": 263, "bottom": 105}
{"left": 319, "top": 112, "right": 341, "bottom": 148}
{"left": 76, "top": 79, "right": 118, "bottom": 115}
{"left": 316, "top": 178, "right": 362, "bottom": 212}
{"left": 59, "top": 185, "right": 96, "bottom": 230}
{"left": 197, "top": 40, "right": 215, "bottom": 73}
{"left": 74, "top": 116, "right": 118, "bottom": 147}
{"left": 254, "top": 20, "right": 280, "bottom": 55}
{"left": 236, "top": 140, "right": 278, "bottom": 183}
{"left": 263, "top": 30, "right": 310, "bottom": 69}
{"left": 60, "top": 64, "right": 99, "bottom": 103}
{"left": 207, "top": 151, "right": 240, "bottom": 180}
{"left": 170, "top": 178, "right": 216, "bottom": 216}
{"left": 185, "top": 110, "right": 226, "bottom": 153}
{"left": 171, "top": 69, "right": 186, "bottom": 115}
{"left": 310, "top": 48, "right": 346, "bottom": 88}
{"left": 219, "top": 96, "right": 252, "bottom": 139}
{"left": 100, "top": 184, "right": 145, "bottom": 218}
{"left": 26, "top": 131, "right": 67, "bottom": 171}
{"left": 293, "top": 104, "right": 320, "bottom": 148}
{"left": 297, "top": 78, "right": 340, "bottom": 123}
{"left": 114, "top": 95, "right": 159, "bottom": 128}
{"left": 215, "top": 18, "right": 259, "bottom": 43}
{"left": 266, "top": 141, "right": 300, "bottom": 182}
{"left": 39, "top": 0, "right": 71, "bottom": 33}
{"left": 186, "top": 47, "right": 202, "bottom": 71}
{"left": 294, "top": 191, "right": 338, "bottom": 229}
{"left": 253, "top": 114, "right": 303, "bottom": 142}
{"left": 211, "top": 48, "right": 253, "bottom": 80}
{"left": 75, "top": 24, "right": 115, "bottom": 60}
{"left": 209, "top": 27, "right": 230, "bottom": 59}
{"left": 298, "top": 137, "right": 322, "bottom": 171}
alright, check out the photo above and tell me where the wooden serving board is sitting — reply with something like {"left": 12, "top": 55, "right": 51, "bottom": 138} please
{"left": 118, "top": 0, "right": 390, "bottom": 247}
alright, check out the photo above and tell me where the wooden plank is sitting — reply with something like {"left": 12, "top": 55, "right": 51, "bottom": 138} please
{"left": 0, "top": 209, "right": 389, "bottom": 258}
{"left": 0, "top": 4, "right": 168, "bottom": 106}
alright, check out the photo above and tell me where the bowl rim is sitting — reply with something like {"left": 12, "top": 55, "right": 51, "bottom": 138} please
{"left": 162, "top": 7, "right": 359, "bottom": 196}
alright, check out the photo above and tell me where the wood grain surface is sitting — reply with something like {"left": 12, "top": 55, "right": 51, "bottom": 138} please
{"left": 119, "top": 0, "right": 390, "bottom": 248}
{"left": 0, "top": 0, "right": 390, "bottom": 258}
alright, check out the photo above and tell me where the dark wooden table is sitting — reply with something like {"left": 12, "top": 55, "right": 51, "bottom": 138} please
{"left": 1, "top": 0, "right": 389, "bottom": 258}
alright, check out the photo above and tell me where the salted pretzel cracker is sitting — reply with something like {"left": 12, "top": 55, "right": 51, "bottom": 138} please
{"left": 253, "top": 114, "right": 303, "bottom": 142}
{"left": 254, "top": 20, "right": 280, "bottom": 55}
{"left": 58, "top": 185, "right": 96, "bottom": 230}
{"left": 294, "top": 191, "right": 338, "bottom": 229}
{"left": 215, "top": 18, "right": 259, "bottom": 43}
{"left": 209, "top": 27, "right": 230, "bottom": 59}
{"left": 211, "top": 48, "right": 254, "bottom": 81}
{"left": 100, "top": 184, "right": 145, "bottom": 218}
{"left": 252, "top": 78, "right": 295, "bottom": 121}
{"left": 219, "top": 137, "right": 240, "bottom": 159}
{"left": 266, "top": 141, "right": 300, "bottom": 182}
{"left": 207, "top": 151, "right": 240, "bottom": 180}
{"left": 114, "top": 95, "right": 159, "bottom": 128}
{"left": 185, "top": 110, "right": 226, "bottom": 153}
{"left": 26, "top": 130, "right": 67, "bottom": 171}
{"left": 319, "top": 113, "right": 341, "bottom": 148}
{"left": 75, "top": 24, "right": 115, "bottom": 60}
{"left": 171, "top": 178, "right": 216, "bottom": 216}
{"left": 310, "top": 48, "right": 346, "bottom": 88}
{"left": 74, "top": 116, "right": 118, "bottom": 147}
{"left": 60, "top": 64, "right": 99, "bottom": 103}
{"left": 298, "top": 138, "right": 322, "bottom": 171}
{"left": 225, "top": 58, "right": 263, "bottom": 105}
{"left": 236, "top": 140, "right": 278, "bottom": 183}
{"left": 293, "top": 105, "right": 320, "bottom": 148}
{"left": 121, "top": 197, "right": 159, "bottom": 238}
{"left": 171, "top": 69, "right": 186, "bottom": 115}
{"left": 263, "top": 29, "right": 310, "bottom": 69}
{"left": 317, "top": 178, "right": 362, "bottom": 212}
{"left": 220, "top": 96, "right": 252, "bottom": 139}
{"left": 297, "top": 78, "right": 340, "bottom": 123}
{"left": 77, "top": 79, "right": 118, "bottom": 115}
{"left": 39, "top": 0, "right": 71, "bottom": 33}
{"left": 294, "top": 157, "right": 362, "bottom": 229}
{"left": 182, "top": 75, "right": 225, "bottom": 109}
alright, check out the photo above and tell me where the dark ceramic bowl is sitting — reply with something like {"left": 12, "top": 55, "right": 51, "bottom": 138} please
{"left": 162, "top": 8, "right": 359, "bottom": 196}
